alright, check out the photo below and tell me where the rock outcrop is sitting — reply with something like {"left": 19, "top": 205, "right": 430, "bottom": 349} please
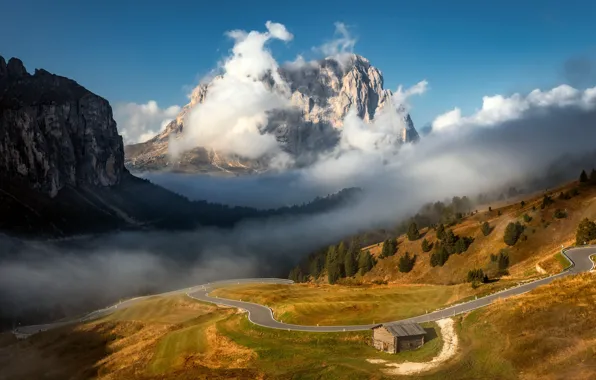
{"left": 125, "top": 54, "right": 419, "bottom": 173}
{"left": 0, "top": 55, "right": 124, "bottom": 197}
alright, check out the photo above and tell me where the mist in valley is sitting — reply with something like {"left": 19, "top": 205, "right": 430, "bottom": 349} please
{"left": 2, "top": 21, "right": 596, "bottom": 329}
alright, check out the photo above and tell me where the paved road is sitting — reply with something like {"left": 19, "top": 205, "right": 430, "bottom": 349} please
{"left": 187, "top": 246, "right": 596, "bottom": 332}
{"left": 14, "top": 247, "right": 595, "bottom": 336}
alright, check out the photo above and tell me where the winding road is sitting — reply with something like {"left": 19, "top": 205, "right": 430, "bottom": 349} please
{"left": 13, "top": 246, "right": 596, "bottom": 336}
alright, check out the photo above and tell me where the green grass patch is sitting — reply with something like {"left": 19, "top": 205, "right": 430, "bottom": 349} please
{"left": 554, "top": 252, "right": 572, "bottom": 270}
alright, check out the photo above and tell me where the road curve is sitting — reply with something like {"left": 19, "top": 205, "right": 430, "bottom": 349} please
{"left": 14, "top": 247, "right": 595, "bottom": 336}
{"left": 187, "top": 246, "right": 596, "bottom": 332}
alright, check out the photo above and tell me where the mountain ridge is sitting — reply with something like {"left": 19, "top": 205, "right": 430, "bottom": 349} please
{"left": 124, "top": 54, "right": 419, "bottom": 174}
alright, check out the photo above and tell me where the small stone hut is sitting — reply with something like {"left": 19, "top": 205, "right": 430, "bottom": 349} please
{"left": 371, "top": 322, "right": 426, "bottom": 353}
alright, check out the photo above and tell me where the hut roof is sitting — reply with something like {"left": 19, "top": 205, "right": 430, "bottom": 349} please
{"left": 373, "top": 322, "right": 426, "bottom": 337}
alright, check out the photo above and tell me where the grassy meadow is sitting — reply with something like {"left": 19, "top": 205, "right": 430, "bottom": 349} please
{"left": 210, "top": 281, "right": 518, "bottom": 326}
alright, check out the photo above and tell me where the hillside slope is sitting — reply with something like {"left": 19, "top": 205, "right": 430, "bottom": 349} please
{"left": 362, "top": 180, "right": 596, "bottom": 285}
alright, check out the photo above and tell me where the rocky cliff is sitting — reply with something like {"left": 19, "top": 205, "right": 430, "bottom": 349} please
{"left": 0, "top": 56, "right": 361, "bottom": 237}
{"left": 0, "top": 56, "right": 202, "bottom": 236}
{"left": 125, "top": 54, "right": 419, "bottom": 174}
{"left": 0, "top": 56, "right": 124, "bottom": 197}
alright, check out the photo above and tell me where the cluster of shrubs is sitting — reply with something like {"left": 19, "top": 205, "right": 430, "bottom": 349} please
{"left": 490, "top": 249, "right": 510, "bottom": 274}
{"left": 466, "top": 269, "right": 488, "bottom": 284}
{"left": 430, "top": 224, "right": 474, "bottom": 267}
{"left": 504, "top": 222, "right": 525, "bottom": 246}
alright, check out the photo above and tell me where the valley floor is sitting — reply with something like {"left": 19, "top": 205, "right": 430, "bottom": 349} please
{"left": 1, "top": 272, "right": 595, "bottom": 379}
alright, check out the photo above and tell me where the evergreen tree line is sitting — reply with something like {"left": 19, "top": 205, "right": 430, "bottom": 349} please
{"left": 288, "top": 238, "right": 377, "bottom": 284}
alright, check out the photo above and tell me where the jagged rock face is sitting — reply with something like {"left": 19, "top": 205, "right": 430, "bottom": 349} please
{"left": 0, "top": 56, "right": 124, "bottom": 197}
{"left": 124, "top": 54, "right": 419, "bottom": 173}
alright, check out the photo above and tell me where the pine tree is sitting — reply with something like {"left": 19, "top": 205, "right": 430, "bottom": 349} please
{"left": 497, "top": 250, "right": 510, "bottom": 271}
{"left": 430, "top": 246, "right": 450, "bottom": 267}
{"left": 504, "top": 222, "right": 524, "bottom": 246}
{"left": 580, "top": 169, "right": 588, "bottom": 183}
{"left": 576, "top": 218, "right": 596, "bottom": 245}
{"left": 421, "top": 238, "right": 432, "bottom": 252}
{"left": 436, "top": 223, "right": 446, "bottom": 240}
{"left": 344, "top": 249, "right": 356, "bottom": 277}
{"left": 407, "top": 221, "right": 420, "bottom": 241}
{"left": 309, "top": 257, "right": 322, "bottom": 279}
{"left": 326, "top": 246, "right": 341, "bottom": 284}
{"left": 380, "top": 238, "right": 397, "bottom": 258}
{"left": 358, "top": 250, "right": 375, "bottom": 275}
{"left": 590, "top": 169, "right": 596, "bottom": 184}
{"left": 336, "top": 241, "right": 347, "bottom": 277}
{"left": 481, "top": 221, "right": 491, "bottom": 236}
{"left": 398, "top": 252, "right": 417, "bottom": 273}
{"left": 454, "top": 238, "right": 467, "bottom": 254}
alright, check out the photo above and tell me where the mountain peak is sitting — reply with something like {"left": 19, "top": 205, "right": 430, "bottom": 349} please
{"left": 0, "top": 56, "right": 124, "bottom": 197}
{"left": 125, "top": 54, "right": 419, "bottom": 174}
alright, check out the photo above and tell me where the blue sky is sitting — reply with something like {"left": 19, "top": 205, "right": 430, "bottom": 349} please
{"left": 1, "top": 0, "right": 595, "bottom": 127}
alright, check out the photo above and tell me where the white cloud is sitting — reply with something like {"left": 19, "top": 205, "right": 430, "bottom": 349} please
{"left": 169, "top": 21, "right": 294, "bottom": 165}
{"left": 114, "top": 101, "right": 181, "bottom": 144}
{"left": 431, "top": 84, "right": 596, "bottom": 132}
{"left": 265, "top": 21, "right": 294, "bottom": 42}
{"left": 314, "top": 22, "right": 357, "bottom": 67}
{"left": 392, "top": 80, "right": 429, "bottom": 111}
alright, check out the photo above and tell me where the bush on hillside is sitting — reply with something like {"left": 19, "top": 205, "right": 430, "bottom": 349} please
{"left": 436, "top": 223, "right": 446, "bottom": 240}
{"left": 421, "top": 238, "right": 432, "bottom": 252}
{"left": 540, "top": 194, "right": 554, "bottom": 209}
{"left": 504, "top": 222, "right": 525, "bottom": 246}
{"left": 481, "top": 221, "right": 491, "bottom": 236}
{"left": 576, "top": 218, "right": 596, "bottom": 245}
{"left": 490, "top": 249, "right": 510, "bottom": 272}
{"left": 553, "top": 209, "right": 567, "bottom": 219}
{"left": 580, "top": 169, "right": 588, "bottom": 183}
{"left": 467, "top": 268, "right": 488, "bottom": 283}
{"left": 523, "top": 214, "right": 532, "bottom": 223}
{"left": 398, "top": 252, "right": 417, "bottom": 273}
{"left": 430, "top": 246, "right": 450, "bottom": 267}
{"left": 380, "top": 238, "right": 398, "bottom": 258}
{"left": 407, "top": 221, "right": 420, "bottom": 241}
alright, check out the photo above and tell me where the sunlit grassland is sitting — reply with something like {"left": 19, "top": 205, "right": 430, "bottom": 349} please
{"left": 211, "top": 282, "right": 501, "bottom": 325}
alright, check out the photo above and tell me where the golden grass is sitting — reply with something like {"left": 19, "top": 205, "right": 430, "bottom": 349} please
{"left": 0, "top": 295, "right": 257, "bottom": 379}
{"left": 212, "top": 282, "right": 477, "bottom": 325}
{"left": 412, "top": 272, "right": 596, "bottom": 380}
{"left": 364, "top": 182, "right": 596, "bottom": 286}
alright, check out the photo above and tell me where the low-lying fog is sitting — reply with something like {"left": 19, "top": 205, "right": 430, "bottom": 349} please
{"left": 2, "top": 21, "right": 596, "bottom": 328}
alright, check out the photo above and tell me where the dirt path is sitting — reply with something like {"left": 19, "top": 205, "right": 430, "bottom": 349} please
{"left": 366, "top": 318, "right": 459, "bottom": 376}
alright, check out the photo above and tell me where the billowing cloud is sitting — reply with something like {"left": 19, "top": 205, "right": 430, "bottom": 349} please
{"left": 114, "top": 101, "right": 181, "bottom": 144}
{"left": 169, "top": 21, "right": 294, "bottom": 165}
{"left": 431, "top": 84, "right": 596, "bottom": 132}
